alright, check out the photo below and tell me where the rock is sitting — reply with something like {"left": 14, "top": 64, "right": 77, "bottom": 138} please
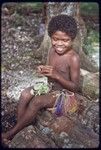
{"left": 9, "top": 125, "right": 57, "bottom": 148}
{"left": 48, "top": 116, "right": 74, "bottom": 134}
{"left": 80, "top": 69, "right": 99, "bottom": 99}
{"left": 68, "top": 120, "right": 99, "bottom": 148}
{"left": 2, "top": 93, "right": 99, "bottom": 148}
{"left": 6, "top": 70, "right": 48, "bottom": 102}
{"left": 2, "top": 7, "right": 9, "bottom": 15}
{"left": 36, "top": 110, "right": 74, "bottom": 134}
{"left": 36, "top": 109, "right": 99, "bottom": 148}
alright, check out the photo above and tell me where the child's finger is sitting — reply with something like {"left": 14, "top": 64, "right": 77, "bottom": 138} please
{"left": 42, "top": 65, "right": 53, "bottom": 70}
{"left": 42, "top": 66, "right": 53, "bottom": 72}
{"left": 37, "top": 65, "right": 44, "bottom": 72}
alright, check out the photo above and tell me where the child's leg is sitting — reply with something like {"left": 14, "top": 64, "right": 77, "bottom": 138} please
{"left": 2, "top": 92, "right": 57, "bottom": 142}
{"left": 17, "top": 86, "right": 34, "bottom": 121}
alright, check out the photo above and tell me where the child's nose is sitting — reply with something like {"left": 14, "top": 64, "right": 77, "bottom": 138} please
{"left": 57, "top": 40, "right": 63, "bottom": 45}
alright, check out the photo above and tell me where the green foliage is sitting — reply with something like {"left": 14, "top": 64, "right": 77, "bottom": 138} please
{"left": 80, "top": 3, "right": 99, "bottom": 56}
{"left": 34, "top": 82, "right": 50, "bottom": 95}
{"left": 83, "top": 29, "right": 99, "bottom": 56}
{"left": 80, "top": 2, "right": 99, "bottom": 16}
{"left": 17, "top": 2, "right": 43, "bottom": 12}
{"left": 22, "top": 2, "right": 43, "bottom": 9}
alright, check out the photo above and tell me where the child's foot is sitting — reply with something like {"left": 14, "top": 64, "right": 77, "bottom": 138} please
{"left": 1, "top": 138, "right": 11, "bottom": 147}
{"left": 1, "top": 132, "right": 12, "bottom": 147}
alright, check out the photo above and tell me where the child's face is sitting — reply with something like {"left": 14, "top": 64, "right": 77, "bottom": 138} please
{"left": 51, "top": 31, "right": 72, "bottom": 55}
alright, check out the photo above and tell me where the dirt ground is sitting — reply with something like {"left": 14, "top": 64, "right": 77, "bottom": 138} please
{"left": 1, "top": 5, "right": 45, "bottom": 132}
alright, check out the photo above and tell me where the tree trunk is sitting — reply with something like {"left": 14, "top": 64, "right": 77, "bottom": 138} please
{"left": 80, "top": 69, "right": 99, "bottom": 99}
{"left": 36, "top": 2, "right": 98, "bottom": 72}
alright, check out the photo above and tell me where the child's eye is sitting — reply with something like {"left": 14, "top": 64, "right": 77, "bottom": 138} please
{"left": 63, "top": 39, "right": 70, "bottom": 42}
{"left": 63, "top": 39, "right": 68, "bottom": 42}
{"left": 53, "top": 38, "right": 58, "bottom": 41}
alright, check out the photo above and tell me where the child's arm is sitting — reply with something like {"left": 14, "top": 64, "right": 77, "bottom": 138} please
{"left": 37, "top": 55, "right": 80, "bottom": 92}
{"left": 55, "top": 55, "right": 80, "bottom": 92}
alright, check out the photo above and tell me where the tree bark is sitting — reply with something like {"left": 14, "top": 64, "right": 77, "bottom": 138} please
{"left": 36, "top": 2, "right": 98, "bottom": 72}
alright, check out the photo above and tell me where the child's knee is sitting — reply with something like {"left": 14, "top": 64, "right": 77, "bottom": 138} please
{"left": 31, "top": 94, "right": 55, "bottom": 109}
{"left": 30, "top": 97, "right": 44, "bottom": 109}
{"left": 21, "top": 88, "right": 33, "bottom": 100}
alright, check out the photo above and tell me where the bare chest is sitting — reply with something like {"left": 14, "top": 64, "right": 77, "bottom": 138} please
{"left": 49, "top": 53, "right": 70, "bottom": 77}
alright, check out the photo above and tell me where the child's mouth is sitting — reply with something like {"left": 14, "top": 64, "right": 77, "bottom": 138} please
{"left": 55, "top": 47, "right": 65, "bottom": 53}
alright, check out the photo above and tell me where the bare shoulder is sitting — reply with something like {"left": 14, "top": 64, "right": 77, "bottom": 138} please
{"left": 68, "top": 49, "right": 80, "bottom": 65}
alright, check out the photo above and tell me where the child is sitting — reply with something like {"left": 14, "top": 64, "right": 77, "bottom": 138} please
{"left": 2, "top": 14, "right": 80, "bottom": 146}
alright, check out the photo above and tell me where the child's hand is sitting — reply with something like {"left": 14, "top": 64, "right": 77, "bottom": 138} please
{"left": 37, "top": 65, "right": 59, "bottom": 79}
{"left": 37, "top": 65, "right": 44, "bottom": 74}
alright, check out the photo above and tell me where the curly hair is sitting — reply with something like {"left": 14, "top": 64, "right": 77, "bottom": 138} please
{"left": 48, "top": 14, "right": 77, "bottom": 40}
